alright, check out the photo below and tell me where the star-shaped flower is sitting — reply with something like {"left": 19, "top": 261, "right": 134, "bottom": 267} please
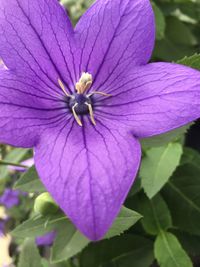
{"left": 0, "top": 0, "right": 200, "bottom": 240}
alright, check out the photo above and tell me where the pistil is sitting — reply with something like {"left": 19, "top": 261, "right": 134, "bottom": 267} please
{"left": 75, "top": 72, "right": 93, "bottom": 94}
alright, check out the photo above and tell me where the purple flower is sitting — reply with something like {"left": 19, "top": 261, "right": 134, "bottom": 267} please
{"left": 0, "top": 189, "right": 20, "bottom": 209}
{"left": 0, "top": 0, "right": 200, "bottom": 240}
{"left": 35, "top": 231, "right": 56, "bottom": 247}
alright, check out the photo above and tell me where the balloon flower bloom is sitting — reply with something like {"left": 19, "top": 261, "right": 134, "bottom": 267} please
{"left": 0, "top": 0, "right": 200, "bottom": 240}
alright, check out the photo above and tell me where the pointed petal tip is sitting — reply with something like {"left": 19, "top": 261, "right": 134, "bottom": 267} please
{"left": 81, "top": 227, "right": 106, "bottom": 242}
{"left": 34, "top": 123, "right": 141, "bottom": 245}
{"left": 84, "top": 233, "right": 102, "bottom": 242}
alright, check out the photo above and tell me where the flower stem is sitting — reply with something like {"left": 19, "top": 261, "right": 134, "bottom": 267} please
{"left": 0, "top": 160, "right": 28, "bottom": 168}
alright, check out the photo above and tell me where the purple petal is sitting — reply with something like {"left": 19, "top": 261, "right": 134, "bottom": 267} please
{"left": 0, "top": 189, "right": 20, "bottom": 209}
{"left": 75, "top": 0, "right": 155, "bottom": 91}
{"left": 36, "top": 231, "right": 56, "bottom": 246}
{"left": 0, "top": 69, "right": 70, "bottom": 147}
{"left": 95, "top": 63, "right": 200, "bottom": 138}
{"left": 34, "top": 120, "right": 141, "bottom": 240}
{"left": 0, "top": 0, "right": 76, "bottom": 88}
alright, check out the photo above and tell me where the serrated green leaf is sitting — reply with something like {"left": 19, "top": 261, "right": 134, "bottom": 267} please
{"left": 14, "top": 166, "right": 45, "bottom": 193}
{"left": 51, "top": 206, "right": 142, "bottom": 263}
{"left": 140, "top": 142, "right": 182, "bottom": 198}
{"left": 105, "top": 206, "right": 142, "bottom": 238}
{"left": 12, "top": 214, "right": 68, "bottom": 238}
{"left": 18, "top": 239, "right": 42, "bottom": 267}
{"left": 141, "top": 124, "right": 191, "bottom": 148}
{"left": 138, "top": 194, "right": 172, "bottom": 235}
{"left": 154, "top": 231, "right": 193, "bottom": 267}
{"left": 177, "top": 53, "right": 200, "bottom": 70}
{"left": 80, "top": 234, "right": 154, "bottom": 267}
{"left": 152, "top": 2, "right": 166, "bottom": 40}
{"left": 0, "top": 148, "right": 28, "bottom": 179}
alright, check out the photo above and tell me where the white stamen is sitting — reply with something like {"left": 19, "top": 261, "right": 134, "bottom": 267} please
{"left": 72, "top": 103, "right": 83, "bottom": 127}
{"left": 58, "top": 79, "right": 71, "bottom": 97}
{"left": 85, "top": 102, "right": 96, "bottom": 126}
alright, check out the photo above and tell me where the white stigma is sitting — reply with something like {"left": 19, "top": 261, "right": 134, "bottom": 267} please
{"left": 75, "top": 72, "right": 93, "bottom": 94}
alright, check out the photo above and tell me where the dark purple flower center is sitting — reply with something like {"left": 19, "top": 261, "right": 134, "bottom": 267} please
{"left": 69, "top": 93, "right": 92, "bottom": 115}
{"left": 58, "top": 73, "right": 111, "bottom": 126}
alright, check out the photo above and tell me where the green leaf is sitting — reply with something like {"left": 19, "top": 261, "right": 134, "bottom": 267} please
{"left": 174, "top": 230, "right": 200, "bottom": 257}
{"left": 14, "top": 166, "right": 46, "bottom": 193}
{"left": 154, "top": 231, "right": 193, "bottom": 267}
{"left": 12, "top": 214, "right": 68, "bottom": 238}
{"left": 141, "top": 124, "right": 191, "bottom": 148}
{"left": 140, "top": 142, "right": 182, "bottom": 198}
{"left": 51, "top": 221, "right": 90, "bottom": 263}
{"left": 51, "top": 206, "right": 142, "bottom": 263}
{"left": 105, "top": 206, "right": 142, "bottom": 238}
{"left": 163, "top": 161, "right": 200, "bottom": 236}
{"left": 13, "top": 205, "right": 141, "bottom": 263}
{"left": 179, "top": 3, "right": 200, "bottom": 23}
{"left": 177, "top": 53, "right": 200, "bottom": 70}
{"left": 128, "top": 177, "right": 141, "bottom": 197}
{"left": 152, "top": 2, "right": 166, "bottom": 40}
{"left": 173, "top": 8, "right": 197, "bottom": 24}
{"left": 0, "top": 148, "right": 28, "bottom": 179}
{"left": 41, "top": 259, "right": 50, "bottom": 267}
{"left": 80, "top": 234, "right": 154, "bottom": 267}
{"left": 61, "top": 0, "right": 76, "bottom": 6}
{"left": 166, "top": 16, "right": 197, "bottom": 46}
{"left": 18, "top": 239, "right": 42, "bottom": 267}
{"left": 153, "top": 38, "right": 197, "bottom": 62}
{"left": 138, "top": 194, "right": 172, "bottom": 235}
{"left": 180, "top": 147, "right": 200, "bottom": 166}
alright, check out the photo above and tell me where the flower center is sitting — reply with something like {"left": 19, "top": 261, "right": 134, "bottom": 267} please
{"left": 58, "top": 73, "right": 111, "bottom": 127}
{"left": 69, "top": 93, "right": 92, "bottom": 115}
